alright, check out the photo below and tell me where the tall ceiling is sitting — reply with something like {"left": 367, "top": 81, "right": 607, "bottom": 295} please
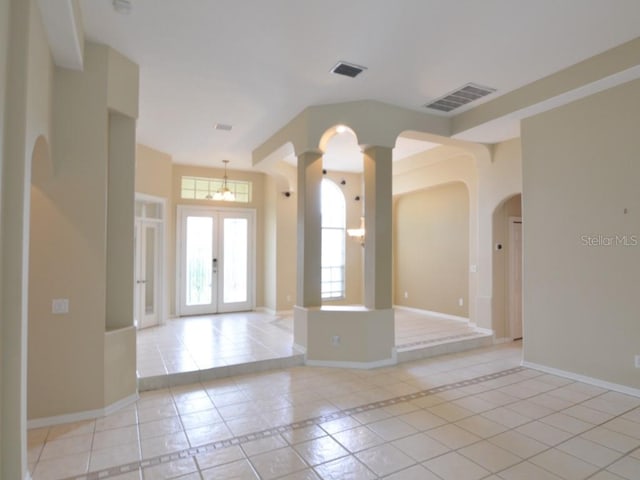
{"left": 79, "top": 0, "right": 640, "bottom": 169}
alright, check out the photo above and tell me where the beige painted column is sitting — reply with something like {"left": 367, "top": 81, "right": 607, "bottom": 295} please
{"left": 1, "top": 0, "right": 31, "bottom": 477}
{"left": 363, "top": 146, "right": 393, "bottom": 309}
{"left": 296, "top": 150, "right": 323, "bottom": 307}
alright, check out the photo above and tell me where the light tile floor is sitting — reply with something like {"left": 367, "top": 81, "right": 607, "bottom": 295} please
{"left": 29, "top": 342, "right": 640, "bottom": 479}
{"left": 136, "top": 309, "right": 482, "bottom": 378}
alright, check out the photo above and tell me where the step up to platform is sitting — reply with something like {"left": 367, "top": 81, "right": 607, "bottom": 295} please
{"left": 138, "top": 353, "right": 305, "bottom": 392}
{"left": 396, "top": 331, "right": 494, "bottom": 363}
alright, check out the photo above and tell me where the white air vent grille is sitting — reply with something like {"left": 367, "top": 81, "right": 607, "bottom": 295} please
{"left": 425, "top": 83, "right": 496, "bottom": 113}
{"left": 213, "top": 123, "right": 233, "bottom": 131}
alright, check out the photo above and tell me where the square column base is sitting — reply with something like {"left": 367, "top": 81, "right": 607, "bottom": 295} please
{"left": 294, "top": 306, "right": 396, "bottom": 368}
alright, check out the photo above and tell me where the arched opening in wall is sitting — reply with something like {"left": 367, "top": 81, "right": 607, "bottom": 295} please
{"left": 319, "top": 126, "right": 365, "bottom": 305}
{"left": 491, "top": 193, "right": 523, "bottom": 342}
{"left": 393, "top": 181, "right": 484, "bottom": 346}
{"left": 27, "top": 135, "right": 55, "bottom": 421}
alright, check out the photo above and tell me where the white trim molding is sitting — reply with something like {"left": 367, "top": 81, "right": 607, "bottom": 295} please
{"left": 522, "top": 361, "right": 640, "bottom": 398}
{"left": 305, "top": 349, "right": 397, "bottom": 370}
{"left": 27, "top": 393, "right": 139, "bottom": 429}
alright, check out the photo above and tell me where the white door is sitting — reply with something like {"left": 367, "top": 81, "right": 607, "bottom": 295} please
{"left": 135, "top": 220, "right": 161, "bottom": 328}
{"left": 178, "top": 207, "right": 254, "bottom": 315}
{"left": 508, "top": 218, "right": 523, "bottom": 340}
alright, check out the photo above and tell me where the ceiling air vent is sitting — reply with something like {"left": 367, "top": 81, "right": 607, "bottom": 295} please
{"left": 424, "top": 83, "right": 496, "bottom": 113}
{"left": 331, "top": 61, "right": 367, "bottom": 78}
{"left": 213, "top": 123, "right": 233, "bottom": 131}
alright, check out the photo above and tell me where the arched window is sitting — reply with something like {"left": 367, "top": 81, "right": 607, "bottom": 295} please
{"left": 321, "top": 179, "right": 346, "bottom": 299}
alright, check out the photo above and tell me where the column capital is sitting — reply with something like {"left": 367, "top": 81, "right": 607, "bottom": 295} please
{"left": 295, "top": 149, "right": 324, "bottom": 159}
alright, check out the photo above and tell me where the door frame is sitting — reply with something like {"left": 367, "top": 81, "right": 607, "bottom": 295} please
{"left": 508, "top": 216, "right": 523, "bottom": 340}
{"left": 134, "top": 193, "right": 168, "bottom": 328}
{"left": 176, "top": 205, "right": 256, "bottom": 316}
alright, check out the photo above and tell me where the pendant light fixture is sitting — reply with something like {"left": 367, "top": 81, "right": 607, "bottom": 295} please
{"left": 212, "top": 160, "right": 235, "bottom": 201}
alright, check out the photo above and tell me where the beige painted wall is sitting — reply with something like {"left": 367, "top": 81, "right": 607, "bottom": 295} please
{"left": 0, "top": 0, "right": 8, "bottom": 470}
{"left": 394, "top": 182, "right": 470, "bottom": 317}
{"left": 262, "top": 163, "right": 298, "bottom": 312}
{"left": 522, "top": 79, "right": 640, "bottom": 389}
{"left": 491, "top": 194, "right": 522, "bottom": 340}
{"left": 136, "top": 144, "right": 173, "bottom": 198}
{"left": 28, "top": 42, "right": 138, "bottom": 420}
{"left": 263, "top": 175, "right": 278, "bottom": 311}
{"left": 276, "top": 182, "right": 297, "bottom": 310}
{"left": 3, "top": 1, "right": 52, "bottom": 475}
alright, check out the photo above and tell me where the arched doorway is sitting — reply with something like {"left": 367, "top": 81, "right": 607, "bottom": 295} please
{"left": 27, "top": 135, "right": 55, "bottom": 420}
{"left": 492, "top": 193, "right": 522, "bottom": 341}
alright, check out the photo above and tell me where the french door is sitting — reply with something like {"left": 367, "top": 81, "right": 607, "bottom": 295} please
{"left": 178, "top": 206, "right": 255, "bottom": 315}
{"left": 134, "top": 195, "right": 166, "bottom": 329}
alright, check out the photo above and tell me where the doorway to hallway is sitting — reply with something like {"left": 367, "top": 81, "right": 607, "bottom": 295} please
{"left": 508, "top": 217, "right": 523, "bottom": 340}
{"left": 177, "top": 206, "right": 255, "bottom": 315}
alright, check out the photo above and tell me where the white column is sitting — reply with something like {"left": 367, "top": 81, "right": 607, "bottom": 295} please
{"left": 295, "top": 150, "right": 323, "bottom": 307}
{"left": 363, "top": 146, "right": 393, "bottom": 309}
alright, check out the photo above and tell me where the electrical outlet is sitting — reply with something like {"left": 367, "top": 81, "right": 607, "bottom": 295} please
{"left": 331, "top": 335, "right": 341, "bottom": 347}
{"left": 52, "top": 298, "right": 69, "bottom": 314}
{"left": 458, "top": 298, "right": 464, "bottom": 307}
{"left": 635, "top": 355, "right": 640, "bottom": 368}
{"left": 286, "top": 294, "right": 292, "bottom": 303}
{"left": 404, "top": 291, "right": 409, "bottom": 299}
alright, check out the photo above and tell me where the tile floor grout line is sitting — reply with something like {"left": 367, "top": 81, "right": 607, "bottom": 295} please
{"left": 61, "top": 366, "right": 526, "bottom": 480}
{"left": 438, "top": 377, "right": 640, "bottom": 480}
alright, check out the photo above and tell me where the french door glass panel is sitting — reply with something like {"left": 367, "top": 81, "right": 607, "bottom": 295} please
{"left": 223, "top": 217, "right": 248, "bottom": 304}
{"left": 135, "top": 220, "right": 161, "bottom": 329}
{"left": 144, "top": 224, "right": 157, "bottom": 314}
{"left": 185, "top": 216, "right": 214, "bottom": 307}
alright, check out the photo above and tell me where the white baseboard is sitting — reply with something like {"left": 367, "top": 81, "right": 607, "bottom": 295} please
{"left": 305, "top": 349, "right": 397, "bottom": 369}
{"left": 27, "top": 393, "right": 139, "bottom": 429}
{"left": 255, "top": 306, "right": 276, "bottom": 315}
{"left": 522, "top": 361, "right": 640, "bottom": 398}
{"left": 493, "top": 337, "right": 513, "bottom": 344}
{"left": 255, "top": 307, "right": 296, "bottom": 317}
{"left": 393, "top": 305, "right": 469, "bottom": 324}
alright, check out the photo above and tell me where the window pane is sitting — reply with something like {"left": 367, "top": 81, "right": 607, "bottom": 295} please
{"left": 321, "top": 180, "right": 346, "bottom": 228}
{"left": 321, "top": 179, "right": 346, "bottom": 299}
{"left": 185, "top": 216, "right": 212, "bottom": 306}
{"left": 180, "top": 176, "right": 252, "bottom": 203}
{"left": 322, "top": 229, "right": 344, "bottom": 266}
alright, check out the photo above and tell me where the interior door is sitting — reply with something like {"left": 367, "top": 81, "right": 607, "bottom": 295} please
{"left": 178, "top": 207, "right": 254, "bottom": 315}
{"left": 135, "top": 220, "right": 160, "bottom": 328}
{"left": 509, "top": 218, "right": 523, "bottom": 340}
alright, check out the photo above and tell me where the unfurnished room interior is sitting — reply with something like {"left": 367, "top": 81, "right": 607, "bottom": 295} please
{"left": 1, "top": 1, "right": 640, "bottom": 479}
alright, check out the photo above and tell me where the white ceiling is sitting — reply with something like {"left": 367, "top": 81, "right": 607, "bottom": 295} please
{"left": 79, "top": 0, "right": 640, "bottom": 170}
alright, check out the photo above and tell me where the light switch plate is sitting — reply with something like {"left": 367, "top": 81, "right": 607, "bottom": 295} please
{"left": 52, "top": 298, "right": 69, "bottom": 314}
